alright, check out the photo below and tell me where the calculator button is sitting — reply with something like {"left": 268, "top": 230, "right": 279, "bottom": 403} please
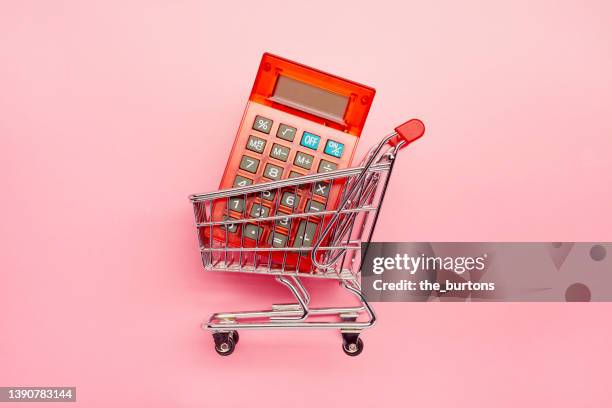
{"left": 275, "top": 214, "right": 291, "bottom": 229}
{"left": 244, "top": 224, "right": 263, "bottom": 240}
{"left": 300, "top": 131, "right": 321, "bottom": 150}
{"left": 268, "top": 232, "right": 288, "bottom": 248}
{"left": 252, "top": 115, "right": 272, "bottom": 134}
{"left": 250, "top": 204, "right": 270, "bottom": 218}
{"left": 293, "top": 221, "right": 318, "bottom": 247}
{"left": 313, "top": 181, "right": 330, "bottom": 198}
{"left": 223, "top": 216, "right": 238, "bottom": 233}
{"left": 280, "top": 192, "right": 298, "bottom": 209}
{"left": 306, "top": 200, "right": 325, "bottom": 213}
{"left": 246, "top": 135, "right": 267, "bottom": 153}
{"left": 263, "top": 163, "right": 283, "bottom": 180}
{"left": 228, "top": 197, "right": 245, "bottom": 213}
{"left": 239, "top": 155, "right": 260, "bottom": 173}
{"left": 324, "top": 139, "right": 344, "bottom": 158}
{"left": 269, "top": 143, "right": 290, "bottom": 161}
{"left": 318, "top": 160, "right": 337, "bottom": 173}
{"left": 233, "top": 175, "right": 253, "bottom": 187}
{"left": 289, "top": 171, "right": 303, "bottom": 178}
{"left": 277, "top": 124, "right": 297, "bottom": 141}
{"left": 294, "top": 152, "right": 314, "bottom": 170}
{"left": 260, "top": 190, "right": 275, "bottom": 201}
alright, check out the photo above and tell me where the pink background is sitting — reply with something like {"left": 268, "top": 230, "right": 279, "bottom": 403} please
{"left": 1, "top": 0, "right": 612, "bottom": 407}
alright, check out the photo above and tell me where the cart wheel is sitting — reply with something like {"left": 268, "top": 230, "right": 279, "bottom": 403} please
{"left": 230, "top": 330, "right": 239, "bottom": 344}
{"left": 342, "top": 337, "right": 364, "bottom": 357}
{"left": 212, "top": 332, "right": 236, "bottom": 356}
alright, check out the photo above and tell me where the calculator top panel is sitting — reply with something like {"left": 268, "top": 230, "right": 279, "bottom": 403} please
{"left": 249, "top": 53, "right": 375, "bottom": 136}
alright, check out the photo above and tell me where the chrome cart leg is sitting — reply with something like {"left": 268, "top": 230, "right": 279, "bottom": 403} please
{"left": 339, "top": 279, "right": 375, "bottom": 357}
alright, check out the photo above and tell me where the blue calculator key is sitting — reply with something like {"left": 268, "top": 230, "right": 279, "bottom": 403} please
{"left": 324, "top": 140, "right": 344, "bottom": 158}
{"left": 300, "top": 131, "right": 321, "bottom": 150}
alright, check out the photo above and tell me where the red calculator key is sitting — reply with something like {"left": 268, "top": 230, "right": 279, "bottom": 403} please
{"left": 233, "top": 176, "right": 253, "bottom": 187}
{"left": 246, "top": 135, "right": 267, "bottom": 153}
{"left": 263, "top": 163, "right": 283, "bottom": 180}
{"left": 294, "top": 152, "right": 314, "bottom": 170}
{"left": 268, "top": 231, "right": 289, "bottom": 247}
{"left": 277, "top": 124, "right": 297, "bottom": 141}
{"left": 239, "top": 155, "right": 260, "bottom": 173}
{"left": 253, "top": 115, "right": 273, "bottom": 134}
{"left": 270, "top": 144, "right": 290, "bottom": 161}
{"left": 317, "top": 160, "right": 337, "bottom": 173}
{"left": 280, "top": 191, "right": 298, "bottom": 210}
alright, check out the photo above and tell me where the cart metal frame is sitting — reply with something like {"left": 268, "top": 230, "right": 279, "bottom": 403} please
{"left": 189, "top": 119, "right": 425, "bottom": 356}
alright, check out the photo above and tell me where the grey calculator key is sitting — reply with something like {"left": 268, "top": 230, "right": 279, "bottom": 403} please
{"left": 263, "top": 163, "right": 283, "bottom": 180}
{"left": 293, "top": 221, "right": 318, "bottom": 247}
{"left": 313, "top": 181, "right": 330, "bottom": 198}
{"left": 280, "top": 192, "right": 298, "bottom": 209}
{"left": 244, "top": 224, "right": 263, "bottom": 240}
{"left": 317, "top": 159, "right": 337, "bottom": 173}
{"left": 253, "top": 115, "right": 272, "bottom": 134}
{"left": 306, "top": 200, "right": 325, "bottom": 213}
{"left": 289, "top": 171, "right": 303, "bottom": 178}
{"left": 223, "top": 216, "right": 238, "bottom": 233}
{"left": 250, "top": 204, "right": 270, "bottom": 218}
{"left": 294, "top": 151, "right": 314, "bottom": 170}
{"left": 275, "top": 214, "right": 291, "bottom": 228}
{"left": 228, "top": 197, "right": 245, "bottom": 213}
{"left": 246, "top": 135, "right": 267, "bottom": 153}
{"left": 233, "top": 175, "right": 253, "bottom": 187}
{"left": 270, "top": 143, "right": 290, "bottom": 161}
{"left": 261, "top": 190, "right": 275, "bottom": 201}
{"left": 268, "top": 232, "right": 288, "bottom": 248}
{"left": 277, "top": 124, "right": 297, "bottom": 141}
{"left": 239, "top": 155, "right": 260, "bottom": 173}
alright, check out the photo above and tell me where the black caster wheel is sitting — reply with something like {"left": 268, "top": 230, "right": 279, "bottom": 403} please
{"left": 212, "top": 332, "right": 236, "bottom": 356}
{"left": 341, "top": 333, "right": 364, "bottom": 357}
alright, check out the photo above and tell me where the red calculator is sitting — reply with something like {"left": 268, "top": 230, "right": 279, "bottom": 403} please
{"left": 209, "top": 53, "right": 375, "bottom": 269}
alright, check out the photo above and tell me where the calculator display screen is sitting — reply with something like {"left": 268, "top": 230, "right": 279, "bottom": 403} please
{"left": 271, "top": 75, "right": 349, "bottom": 124}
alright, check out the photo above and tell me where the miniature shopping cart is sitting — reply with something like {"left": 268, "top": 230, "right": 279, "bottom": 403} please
{"left": 189, "top": 119, "right": 425, "bottom": 356}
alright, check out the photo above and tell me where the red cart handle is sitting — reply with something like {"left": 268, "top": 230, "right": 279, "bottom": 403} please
{"left": 389, "top": 119, "right": 425, "bottom": 148}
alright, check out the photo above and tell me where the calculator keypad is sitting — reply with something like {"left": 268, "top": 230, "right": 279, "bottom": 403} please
{"left": 218, "top": 104, "right": 358, "bottom": 251}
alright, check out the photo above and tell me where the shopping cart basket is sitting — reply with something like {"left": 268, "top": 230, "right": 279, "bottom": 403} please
{"left": 189, "top": 119, "right": 425, "bottom": 356}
